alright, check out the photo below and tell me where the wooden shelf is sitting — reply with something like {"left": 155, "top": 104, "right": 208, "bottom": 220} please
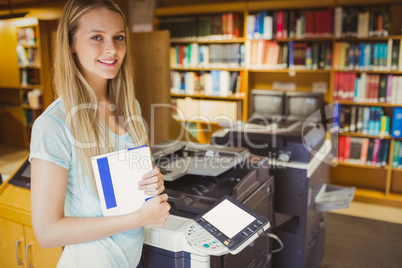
{"left": 247, "top": 0, "right": 335, "bottom": 11}
{"left": 174, "top": 118, "right": 220, "bottom": 126}
{"left": 171, "top": 37, "right": 245, "bottom": 44}
{"left": 171, "top": 93, "right": 245, "bottom": 101}
{"left": 332, "top": 161, "right": 389, "bottom": 170}
{"left": 336, "top": 0, "right": 402, "bottom": 6}
{"left": 334, "top": 69, "right": 402, "bottom": 74}
{"left": 339, "top": 132, "right": 391, "bottom": 139}
{"left": 155, "top": 2, "right": 247, "bottom": 16}
{"left": 171, "top": 67, "right": 245, "bottom": 71}
{"left": 263, "top": 37, "right": 333, "bottom": 42}
{"left": 249, "top": 68, "right": 331, "bottom": 73}
{"left": 336, "top": 35, "right": 402, "bottom": 41}
{"left": 337, "top": 101, "right": 402, "bottom": 107}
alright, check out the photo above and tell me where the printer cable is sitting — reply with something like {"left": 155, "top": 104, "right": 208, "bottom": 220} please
{"left": 265, "top": 233, "right": 284, "bottom": 253}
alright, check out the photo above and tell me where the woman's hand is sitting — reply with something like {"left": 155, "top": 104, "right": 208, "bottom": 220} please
{"left": 138, "top": 167, "right": 165, "bottom": 196}
{"left": 137, "top": 194, "right": 170, "bottom": 228}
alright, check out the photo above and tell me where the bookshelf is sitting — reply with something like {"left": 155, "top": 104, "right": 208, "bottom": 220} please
{"left": 0, "top": 19, "right": 57, "bottom": 148}
{"left": 155, "top": 0, "right": 402, "bottom": 207}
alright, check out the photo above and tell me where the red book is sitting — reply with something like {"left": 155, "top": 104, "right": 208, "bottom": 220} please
{"left": 338, "top": 136, "right": 345, "bottom": 161}
{"left": 371, "top": 138, "right": 381, "bottom": 165}
{"left": 233, "top": 14, "right": 240, "bottom": 37}
{"left": 344, "top": 136, "right": 351, "bottom": 162}
{"left": 276, "top": 11, "right": 284, "bottom": 39}
{"left": 222, "top": 13, "right": 227, "bottom": 37}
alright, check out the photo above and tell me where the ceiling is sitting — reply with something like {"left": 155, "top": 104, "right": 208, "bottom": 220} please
{"left": 0, "top": 0, "right": 66, "bottom": 11}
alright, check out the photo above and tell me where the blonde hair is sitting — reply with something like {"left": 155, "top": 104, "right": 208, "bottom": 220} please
{"left": 53, "top": 0, "right": 148, "bottom": 191}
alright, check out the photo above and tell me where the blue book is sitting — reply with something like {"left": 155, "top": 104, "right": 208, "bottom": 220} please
{"left": 391, "top": 107, "right": 402, "bottom": 138}
{"left": 254, "top": 13, "right": 260, "bottom": 39}
{"left": 289, "top": 41, "right": 294, "bottom": 67}
{"left": 373, "top": 43, "right": 379, "bottom": 69}
{"left": 368, "top": 108, "right": 375, "bottom": 135}
{"left": 359, "top": 43, "right": 365, "bottom": 69}
{"left": 364, "top": 43, "right": 372, "bottom": 70}
{"left": 259, "top": 11, "right": 267, "bottom": 36}
{"left": 210, "top": 70, "right": 221, "bottom": 96}
{"left": 399, "top": 143, "right": 402, "bottom": 168}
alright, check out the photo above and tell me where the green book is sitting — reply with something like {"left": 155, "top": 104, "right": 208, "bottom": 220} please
{"left": 392, "top": 140, "right": 400, "bottom": 168}
{"left": 366, "top": 138, "right": 375, "bottom": 165}
{"left": 381, "top": 139, "right": 390, "bottom": 167}
{"left": 378, "top": 75, "right": 387, "bottom": 103}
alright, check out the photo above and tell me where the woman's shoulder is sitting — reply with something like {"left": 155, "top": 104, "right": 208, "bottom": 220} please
{"left": 38, "top": 97, "right": 67, "bottom": 126}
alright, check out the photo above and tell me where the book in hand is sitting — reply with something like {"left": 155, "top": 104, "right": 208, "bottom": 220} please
{"left": 91, "top": 145, "right": 154, "bottom": 217}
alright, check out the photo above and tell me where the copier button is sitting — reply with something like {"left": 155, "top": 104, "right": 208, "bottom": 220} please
{"left": 203, "top": 244, "right": 210, "bottom": 248}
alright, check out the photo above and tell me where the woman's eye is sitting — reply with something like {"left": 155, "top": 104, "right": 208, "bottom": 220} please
{"left": 91, "top": 36, "right": 102, "bottom": 41}
{"left": 115, "top": 35, "right": 125, "bottom": 41}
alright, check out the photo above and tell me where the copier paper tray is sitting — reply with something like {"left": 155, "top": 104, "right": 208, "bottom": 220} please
{"left": 315, "top": 184, "right": 355, "bottom": 212}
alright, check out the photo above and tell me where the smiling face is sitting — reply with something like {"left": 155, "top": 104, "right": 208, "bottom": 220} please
{"left": 72, "top": 7, "right": 126, "bottom": 90}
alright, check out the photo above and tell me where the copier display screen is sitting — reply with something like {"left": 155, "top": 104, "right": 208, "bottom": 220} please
{"left": 202, "top": 199, "right": 255, "bottom": 238}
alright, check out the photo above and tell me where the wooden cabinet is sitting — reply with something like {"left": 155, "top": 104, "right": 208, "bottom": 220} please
{"left": 0, "top": 160, "right": 62, "bottom": 268}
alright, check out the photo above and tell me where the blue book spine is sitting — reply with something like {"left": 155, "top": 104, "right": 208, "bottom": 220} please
{"left": 289, "top": 41, "right": 294, "bottom": 67}
{"left": 259, "top": 11, "right": 267, "bottom": 35}
{"left": 368, "top": 107, "right": 375, "bottom": 135}
{"left": 365, "top": 44, "right": 372, "bottom": 70}
{"left": 375, "top": 108, "right": 383, "bottom": 135}
{"left": 254, "top": 13, "right": 260, "bottom": 39}
{"left": 359, "top": 43, "right": 365, "bottom": 69}
{"left": 354, "top": 77, "right": 360, "bottom": 102}
{"left": 391, "top": 107, "right": 402, "bottom": 138}
{"left": 399, "top": 143, "right": 402, "bottom": 168}
{"left": 211, "top": 70, "right": 221, "bottom": 96}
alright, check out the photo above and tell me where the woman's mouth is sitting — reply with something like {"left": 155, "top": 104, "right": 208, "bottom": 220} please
{"left": 97, "top": 59, "right": 117, "bottom": 66}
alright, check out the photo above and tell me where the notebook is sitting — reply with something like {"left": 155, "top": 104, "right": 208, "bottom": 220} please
{"left": 91, "top": 145, "right": 153, "bottom": 217}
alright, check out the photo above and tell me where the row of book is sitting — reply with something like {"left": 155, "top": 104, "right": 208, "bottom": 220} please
{"left": 246, "top": 40, "right": 332, "bottom": 70}
{"left": 170, "top": 43, "right": 245, "bottom": 69}
{"left": 246, "top": 9, "right": 333, "bottom": 40}
{"left": 337, "top": 136, "right": 390, "bottom": 167}
{"left": 20, "top": 68, "right": 40, "bottom": 86}
{"left": 333, "top": 73, "right": 402, "bottom": 104}
{"left": 16, "top": 26, "right": 37, "bottom": 46}
{"left": 392, "top": 141, "right": 402, "bottom": 169}
{"left": 336, "top": 105, "right": 390, "bottom": 136}
{"left": 158, "top": 13, "right": 243, "bottom": 41}
{"left": 170, "top": 70, "right": 241, "bottom": 97}
{"left": 333, "top": 41, "right": 402, "bottom": 71}
{"left": 334, "top": 7, "right": 390, "bottom": 38}
{"left": 16, "top": 45, "right": 40, "bottom": 67}
{"left": 172, "top": 97, "right": 240, "bottom": 122}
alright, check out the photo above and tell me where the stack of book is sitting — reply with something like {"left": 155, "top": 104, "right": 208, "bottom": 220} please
{"left": 334, "top": 6, "right": 390, "bottom": 38}
{"left": 334, "top": 73, "right": 402, "bottom": 104}
{"left": 333, "top": 41, "right": 402, "bottom": 71}
{"left": 338, "top": 106, "right": 390, "bottom": 136}
{"left": 159, "top": 13, "right": 243, "bottom": 41}
{"left": 170, "top": 70, "right": 241, "bottom": 97}
{"left": 246, "top": 8, "right": 333, "bottom": 40}
{"left": 170, "top": 43, "right": 245, "bottom": 69}
{"left": 337, "top": 136, "right": 390, "bottom": 167}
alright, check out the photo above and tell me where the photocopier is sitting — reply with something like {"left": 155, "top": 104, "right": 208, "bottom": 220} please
{"left": 211, "top": 121, "right": 354, "bottom": 268}
{"left": 142, "top": 141, "right": 275, "bottom": 268}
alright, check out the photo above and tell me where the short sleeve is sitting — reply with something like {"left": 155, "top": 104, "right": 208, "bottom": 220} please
{"left": 29, "top": 114, "right": 72, "bottom": 170}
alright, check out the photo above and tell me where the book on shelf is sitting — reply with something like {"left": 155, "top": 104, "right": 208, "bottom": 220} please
{"left": 159, "top": 13, "right": 242, "bottom": 41}
{"left": 334, "top": 73, "right": 402, "bottom": 105}
{"left": 337, "top": 136, "right": 390, "bottom": 167}
{"left": 17, "top": 26, "right": 37, "bottom": 46}
{"left": 339, "top": 106, "right": 388, "bottom": 136}
{"left": 334, "top": 7, "right": 390, "bottom": 38}
{"left": 391, "top": 107, "right": 402, "bottom": 138}
{"left": 170, "top": 70, "right": 242, "bottom": 97}
{"left": 247, "top": 8, "right": 332, "bottom": 40}
{"left": 392, "top": 140, "right": 402, "bottom": 169}
{"left": 334, "top": 40, "right": 401, "bottom": 72}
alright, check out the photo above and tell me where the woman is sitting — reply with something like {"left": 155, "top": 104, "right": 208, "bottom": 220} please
{"left": 29, "top": 0, "right": 170, "bottom": 267}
